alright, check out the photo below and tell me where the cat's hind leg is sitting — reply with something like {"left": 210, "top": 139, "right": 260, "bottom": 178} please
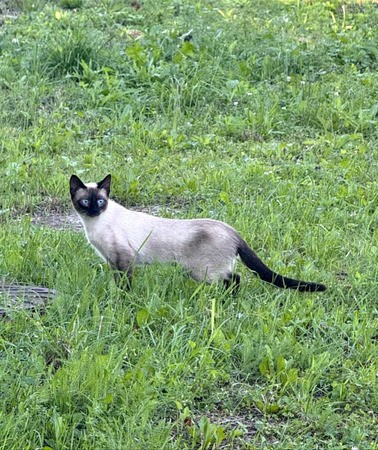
{"left": 223, "top": 273, "right": 241, "bottom": 292}
{"left": 190, "top": 257, "right": 238, "bottom": 289}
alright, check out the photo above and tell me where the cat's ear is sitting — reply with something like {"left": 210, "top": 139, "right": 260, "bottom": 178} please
{"left": 97, "top": 174, "right": 111, "bottom": 196}
{"left": 70, "top": 174, "right": 86, "bottom": 198}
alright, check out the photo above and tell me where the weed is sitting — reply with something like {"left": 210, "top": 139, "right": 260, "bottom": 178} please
{"left": 41, "top": 29, "right": 105, "bottom": 79}
{"left": 59, "top": 0, "right": 83, "bottom": 9}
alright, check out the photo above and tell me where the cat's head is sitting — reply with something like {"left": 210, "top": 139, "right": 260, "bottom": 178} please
{"left": 70, "top": 174, "right": 111, "bottom": 217}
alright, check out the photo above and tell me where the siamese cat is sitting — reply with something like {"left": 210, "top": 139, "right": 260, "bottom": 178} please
{"left": 69, "top": 174, "right": 326, "bottom": 293}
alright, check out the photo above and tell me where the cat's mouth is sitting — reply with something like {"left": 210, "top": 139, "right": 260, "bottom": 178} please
{"left": 82, "top": 210, "right": 103, "bottom": 218}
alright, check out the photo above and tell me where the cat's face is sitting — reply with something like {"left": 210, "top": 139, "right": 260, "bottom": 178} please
{"left": 70, "top": 174, "right": 111, "bottom": 217}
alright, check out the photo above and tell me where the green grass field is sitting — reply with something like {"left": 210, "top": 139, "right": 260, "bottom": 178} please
{"left": 1, "top": 0, "right": 378, "bottom": 448}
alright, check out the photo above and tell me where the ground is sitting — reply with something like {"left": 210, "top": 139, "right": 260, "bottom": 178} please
{"left": 1, "top": 0, "right": 378, "bottom": 448}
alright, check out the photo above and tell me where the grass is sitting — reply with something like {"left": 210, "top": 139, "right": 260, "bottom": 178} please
{"left": 1, "top": 0, "right": 378, "bottom": 448}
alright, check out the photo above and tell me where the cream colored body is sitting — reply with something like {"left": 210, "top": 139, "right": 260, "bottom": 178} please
{"left": 78, "top": 198, "right": 240, "bottom": 282}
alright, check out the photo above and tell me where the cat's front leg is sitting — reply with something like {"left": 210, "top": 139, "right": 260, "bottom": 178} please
{"left": 108, "top": 248, "right": 134, "bottom": 290}
{"left": 112, "top": 266, "right": 133, "bottom": 290}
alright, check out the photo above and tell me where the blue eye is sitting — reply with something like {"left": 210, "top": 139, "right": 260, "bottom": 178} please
{"left": 97, "top": 199, "right": 105, "bottom": 206}
{"left": 81, "top": 199, "right": 89, "bottom": 206}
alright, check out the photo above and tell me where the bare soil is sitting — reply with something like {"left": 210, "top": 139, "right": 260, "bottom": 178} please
{"left": 30, "top": 204, "right": 184, "bottom": 231}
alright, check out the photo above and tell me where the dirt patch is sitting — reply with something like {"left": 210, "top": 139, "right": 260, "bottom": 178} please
{"left": 31, "top": 204, "right": 184, "bottom": 231}
{"left": 0, "top": 0, "right": 19, "bottom": 22}
{"left": 205, "top": 409, "right": 260, "bottom": 445}
{"left": 175, "top": 406, "right": 283, "bottom": 448}
{"left": 32, "top": 210, "right": 83, "bottom": 231}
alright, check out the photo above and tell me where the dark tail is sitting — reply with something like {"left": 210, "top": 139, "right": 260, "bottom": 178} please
{"left": 237, "top": 240, "right": 326, "bottom": 293}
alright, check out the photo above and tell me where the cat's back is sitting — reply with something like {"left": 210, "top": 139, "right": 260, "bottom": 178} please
{"left": 90, "top": 200, "right": 162, "bottom": 236}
